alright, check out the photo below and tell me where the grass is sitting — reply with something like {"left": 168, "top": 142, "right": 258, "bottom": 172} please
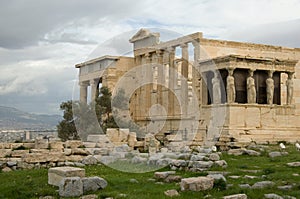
{"left": 1, "top": 144, "right": 300, "bottom": 198}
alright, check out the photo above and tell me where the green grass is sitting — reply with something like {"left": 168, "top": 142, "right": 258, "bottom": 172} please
{"left": 1, "top": 145, "right": 300, "bottom": 198}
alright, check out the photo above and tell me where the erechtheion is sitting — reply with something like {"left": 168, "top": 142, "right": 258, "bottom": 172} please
{"left": 76, "top": 29, "right": 300, "bottom": 148}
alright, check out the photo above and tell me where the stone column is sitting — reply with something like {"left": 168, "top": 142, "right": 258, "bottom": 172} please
{"left": 162, "top": 49, "right": 169, "bottom": 117}
{"left": 286, "top": 72, "right": 294, "bottom": 105}
{"left": 226, "top": 68, "right": 236, "bottom": 104}
{"left": 79, "top": 82, "right": 88, "bottom": 104}
{"left": 181, "top": 43, "right": 189, "bottom": 116}
{"left": 90, "top": 79, "right": 98, "bottom": 102}
{"left": 247, "top": 69, "right": 256, "bottom": 104}
{"left": 145, "top": 53, "right": 152, "bottom": 115}
{"left": 156, "top": 50, "right": 164, "bottom": 106}
{"left": 192, "top": 41, "right": 201, "bottom": 104}
{"left": 266, "top": 70, "right": 274, "bottom": 105}
{"left": 168, "top": 47, "right": 176, "bottom": 117}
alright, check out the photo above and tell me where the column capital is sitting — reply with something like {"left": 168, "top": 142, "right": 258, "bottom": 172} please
{"left": 79, "top": 81, "right": 89, "bottom": 87}
{"left": 90, "top": 79, "right": 98, "bottom": 85}
{"left": 180, "top": 43, "right": 188, "bottom": 48}
{"left": 166, "top": 46, "right": 176, "bottom": 53}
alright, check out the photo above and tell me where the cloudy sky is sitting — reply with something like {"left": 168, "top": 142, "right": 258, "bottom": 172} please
{"left": 0, "top": 0, "right": 300, "bottom": 115}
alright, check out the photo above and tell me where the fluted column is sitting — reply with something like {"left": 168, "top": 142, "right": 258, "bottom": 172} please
{"left": 79, "top": 82, "right": 88, "bottom": 104}
{"left": 181, "top": 43, "right": 189, "bottom": 116}
{"left": 168, "top": 47, "right": 176, "bottom": 117}
{"left": 145, "top": 53, "right": 152, "bottom": 115}
{"left": 192, "top": 41, "right": 201, "bottom": 104}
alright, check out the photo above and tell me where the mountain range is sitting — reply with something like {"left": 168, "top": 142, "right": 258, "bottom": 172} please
{"left": 0, "top": 106, "right": 62, "bottom": 130}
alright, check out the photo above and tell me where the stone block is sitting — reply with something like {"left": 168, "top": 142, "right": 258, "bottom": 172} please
{"left": 87, "top": 134, "right": 111, "bottom": 143}
{"left": 180, "top": 177, "right": 214, "bottom": 191}
{"left": 11, "top": 150, "right": 29, "bottom": 158}
{"left": 0, "top": 149, "right": 12, "bottom": 158}
{"left": 49, "top": 141, "right": 64, "bottom": 150}
{"left": 119, "top": 128, "right": 129, "bottom": 142}
{"left": 154, "top": 171, "right": 176, "bottom": 179}
{"left": 46, "top": 152, "right": 66, "bottom": 162}
{"left": 59, "top": 177, "right": 83, "bottom": 197}
{"left": 65, "top": 140, "right": 84, "bottom": 149}
{"left": 82, "top": 176, "right": 107, "bottom": 192}
{"left": 128, "top": 132, "right": 137, "bottom": 147}
{"left": 48, "top": 166, "right": 85, "bottom": 186}
{"left": 83, "top": 142, "right": 97, "bottom": 148}
{"left": 245, "top": 107, "right": 260, "bottom": 128}
{"left": 22, "top": 153, "right": 47, "bottom": 163}
{"left": 106, "top": 128, "right": 119, "bottom": 141}
{"left": 223, "top": 194, "right": 248, "bottom": 199}
{"left": 65, "top": 155, "right": 84, "bottom": 162}
{"left": 35, "top": 138, "right": 49, "bottom": 149}
{"left": 72, "top": 148, "right": 90, "bottom": 156}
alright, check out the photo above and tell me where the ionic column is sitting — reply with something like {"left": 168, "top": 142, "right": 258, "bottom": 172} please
{"left": 192, "top": 41, "right": 201, "bottom": 104}
{"left": 181, "top": 43, "right": 189, "bottom": 115}
{"left": 168, "top": 47, "right": 176, "bottom": 117}
{"left": 79, "top": 82, "right": 88, "bottom": 104}
{"left": 90, "top": 79, "right": 99, "bottom": 102}
{"left": 145, "top": 53, "right": 152, "bottom": 114}
{"left": 162, "top": 49, "right": 169, "bottom": 116}
{"left": 286, "top": 72, "right": 294, "bottom": 105}
{"left": 156, "top": 50, "right": 164, "bottom": 106}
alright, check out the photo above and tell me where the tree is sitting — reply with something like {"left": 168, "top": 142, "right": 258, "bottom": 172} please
{"left": 57, "top": 100, "right": 79, "bottom": 141}
{"left": 95, "top": 86, "right": 118, "bottom": 132}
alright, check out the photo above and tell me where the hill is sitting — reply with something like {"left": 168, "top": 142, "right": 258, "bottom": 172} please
{"left": 0, "top": 106, "right": 61, "bottom": 130}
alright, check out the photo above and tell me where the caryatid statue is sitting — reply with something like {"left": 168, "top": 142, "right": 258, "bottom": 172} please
{"left": 226, "top": 68, "right": 236, "bottom": 103}
{"left": 266, "top": 70, "right": 274, "bottom": 105}
{"left": 212, "top": 71, "right": 221, "bottom": 104}
{"left": 247, "top": 70, "right": 256, "bottom": 103}
{"left": 286, "top": 72, "right": 294, "bottom": 105}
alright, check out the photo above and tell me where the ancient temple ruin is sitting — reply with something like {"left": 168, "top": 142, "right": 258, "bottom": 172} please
{"left": 76, "top": 29, "right": 300, "bottom": 148}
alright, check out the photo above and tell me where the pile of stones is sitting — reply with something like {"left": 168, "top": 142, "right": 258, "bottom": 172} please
{"left": 48, "top": 166, "right": 107, "bottom": 197}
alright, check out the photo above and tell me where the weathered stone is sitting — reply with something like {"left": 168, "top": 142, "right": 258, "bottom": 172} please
{"left": 65, "top": 155, "right": 84, "bottom": 162}
{"left": 239, "top": 184, "right": 251, "bottom": 189}
{"left": 190, "top": 154, "right": 205, "bottom": 161}
{"left": 192, "top": 161, "right": 214, "bottom": 169}
{"left": 2, "top": 167, "right": 12, "bottom": 172}
{"left": 245, "top": 149, "right": 260, "bottom": 156}
{"left": 214, "top": 160, "right": 228, "bottom": 168}
{"left": 11, "top": 150, "right": 29, "bottom": 158}
{"left": 39, "top": 196, "right": 55, "bottom": 199}
{"left": 64, "top": 148, "right": 72, "bottom": 156}
{"left": 100, "top": 156, "right": 116, "bottom": 165}
{"left": 80, "top": 194, "right": 98, "bottom": 199}
{"left": 74, "top": 162, "right": 85, "bottom": 167}
{"left": 0, "top": 149, "right": 12, "bottom": 158}
{"left": 264, "top": 193, "right": 283, "bottom": 199}
{"left": 65, "top": 161, "right": 75, "bottom": 166}
{"left": 165, "top": 175, "right": 182, "bottom": 183}
{"left": 35, "top": 138, "right": 49, "bottom": 149}
{"left": 287, "top": 162, "right": 300, "bottom": 167}
{"left": 277, "top": 185, "right": 293, "bottom": 190}
{"left": 172, "top": 159, "right": 187, "bottom": 167}
{"left": 59, "top": 177, "right": 83, "bottom": 197}
{"left": 252, "top": 181, "right": 275, "bottom": 189}
{"left": 82, "top": 155, "right": 98, "bottom": 165}
{"left": 164, "top": 189, "right": 180, "bottom": 197}
{"left": 223, "top": 194, "right": 248, "bottom": 199}
{"left": 7, "top": 161, "right": 17, "bottom": 167}
{"left": 181, "top": 177, "right": 214, "bottom": 191}
{"left": 207, "top": 174, "right": 226, "bottom": 182}
{"left": 23, "top": 153, "right": 47, "bottom": 163}
{"left": 46, "top": 152, "right": 66, "bottom": 162}
{"left": 269, "top": 151, "right": 282, "bottom": 158}
{"left": 49, "top": 141, "right": 64, "bottom": 150}
{"left": 114, "top": 144, "right": 130, "bottom": 152}
{"left": 209, "top": 153, "right": 220, "bottom": 161}
{"left": 154, "top": 171, "right": 176, "bottom": 179}
{"left": 48, "top": 166, "right": 85, "bottom": 186}
{"left": 82, "top": 176, "right": 107, "bottom": 192}
{"left": 72, "top": 148, "right": 89, "bottom": 156}
{"left": 83, "top": 142, "right": 97, "bottom": 148}
{"left": 131, "top": 156, "right": 147, "bottom": 164}
{"left": 228, "top": 149, "right": 246, "bottom": 156}
{"left": 65, "top": 140, "right": 83, "bottom": 149}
